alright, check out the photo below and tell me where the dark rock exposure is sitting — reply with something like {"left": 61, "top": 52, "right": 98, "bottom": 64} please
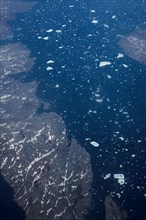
{"left": 0, "top": 0, "right": 36, "bottom": 40}
{"left": 0, "top": 1, "right": 93, "bottom": 219}
{"left": 104, "top": 196, "right": 127, "bottom": 220}
{"left": 0, "top": 43, "right": 36, "bottom": 76}
{"left": 118, "top": 28, "right": 146, "bottom": 65}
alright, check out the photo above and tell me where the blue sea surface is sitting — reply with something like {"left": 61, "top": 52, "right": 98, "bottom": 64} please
{"left": 11, "top": 0, "right": 146, "bottom": 219}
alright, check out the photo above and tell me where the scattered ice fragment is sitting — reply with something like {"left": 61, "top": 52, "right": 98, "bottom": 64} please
{"left": 91, "top": 19, "right": 98, "bottom": 24}
{"left": 47, "top": 60, "right": 54, "bottom": 64}
{"left": 112, "top": 15, "right": 116, "bottom": 19}
{"left": 119, "top": 137, "right": 124, "bottom": 141}
{"left": 99, "top": 61, "right": 111, "bottom": 67}
{"left": 117, "top": 53, "right": 124, "bottom": 58}
{"left": 46, "top": 67, "right": 53, "bottom": 71}
{"left": 104, "top": 24, "right": 109, "bottom": 28}
{"left": 90, "top": 141, "right": 99, "bottom": 147}
{"left": 46, "top": 29, "right": 53, "bottom": 33}
{"left": 107, "top": 75, "right": 112, "bottom": 79}
{"left": 56, "top": 30, "right": 62, "bottom": 33}
{"left": 122, "top": 64, "right": 128, "bottom": 68}
{"left": 116, "top": 193, "right": 121, "bottom": 198}
{"left": 43, "top": 36, "right": 49, "bottom": 40}
{"left": 103, "top": 174, "right": 111, "bottom": 180}
{"left": 131, "top": 154, "right": 136, "bottom": 157}
{"left": 114, "top": 174, "right": 124, "bottom": 179}
{"left": 90, "top": 10, "right": 96, "bottom": 13}
{"left": 55, "top": 84, "right": 59, "bottom": 88}
{"left": 117, "top": 179, "right": 125, "bottom": 185}
{"left": 114, "top": 174, "right": 125, "bottom": 185}
{"left": 95, "top": 98, "right": 103, "bottom": 103}
{"left": 38, "top": 36, "right": 42, "bottom": 39}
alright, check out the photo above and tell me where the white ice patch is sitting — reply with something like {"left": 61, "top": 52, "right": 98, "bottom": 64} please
{"left": 95, "top": 98, "right": 103, "bottom": 103}
{"left": 117, "top": 53, "right": 124, "bottom": 58}
{"left": 47, "top": 67, "right": 53, "bottom": 71}
{"left": 104, "top": 24, "right": 109, "bottom": 28}
{"left": 47, "top": 60, "right": 54, "bottom": 64}
{"left": 119, "top": 136, "right": 124, "bottom": 141}
{"left": 56, "top": 30, "right": 62, "bottom": 33}
{"left": 90, "top": 10, "right": 96, "bottom": 13}
{"left": 103, "top": 173, "right": 111, "bottom": 180}
{"left": 122, "top": 64, "right": 128, "bottom": 68}
{"left": 112, "top": 15, "right": 116, "bottom": 19}
{"left": 55, "top": 84, "right": 59, "bottom": 88}
{"left": 43, "top": 36, "right": 49, "bottom": 40}
{"left": 90, "top": 141, "right": 99, "bottom": 147}
{"left": 114, "top": 174, "right": 125, "bottom": 185}
{"left": 91, "top": 19, "right": 98, "bottom": 24}
{"left": 46, "top": 29, "right": 53, "bottom": 33}
{"left": 99, "top": 61, "right": 111, "bottom": 67}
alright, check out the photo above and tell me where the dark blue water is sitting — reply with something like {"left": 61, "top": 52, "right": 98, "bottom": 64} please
{"left": 0, "top": 173, "right": 26, "bottom": 220}
{"left": 10, "top": 0, "right": 146, "bottom": 219}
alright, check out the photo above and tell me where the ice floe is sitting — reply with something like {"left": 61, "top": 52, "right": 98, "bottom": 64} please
{"left": 91, "top": 19, "right": 98, "bottom": 24}
{"left": 99, "top": 61, "right": 111, "bottom": 67}
{"left": 46, "top": 29, "right": 53, "bottom": 33}
{"left": 119, "top": 136, "right": 124, "bottom": 141}
{"left": 47, "top": 60, "right": 54, "bottom": 64}
{"left": 112, "top": 15, "right": 116, "bottom": 19}
{"left": 122, "top": 64, "right": 128, "bottom": 68}
{"left": 56, "top": 30, "right": 62, "bottom": 33}
{"left": 117, "top": 53, "right": 124, "bottom": 58}
{"left": 43, "top": 36, "right": 49, "bottom": 40}
{"left": 95, "top": 98, "right": 103, "bottom": 103}
{"left": 114, "top": 174, "right": 125, "bottom": 185}
{"left": 90, "top": 10, "right": 96, "bottom": 13}
{"left": 46, "top": 67, "right": 53, "bottom": 71}
{"left": 90, "top": 141, "right": 99, "bottom": 147}
{"left": 103, "top": 173, "right": 125, "bottom": 185}
{"left": 55, "top": 84, "right": 59, "bottom": 88}
{"left": 103, "top": 174, "right": 111, "bottom": 180}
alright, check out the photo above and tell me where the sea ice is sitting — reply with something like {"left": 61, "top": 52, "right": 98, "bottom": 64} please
{"left": 122, "top": 64, "right": 128, "bottom": 68}
{"left": 56, "top": 30, "right": 62, "bottom": 33}
{"left": 112, "top": 15, "right": 116, "bottom": 19}
{"left": 43, "top": 36, "right": 49, "bottom": 40}
{"left": 114, "top": 174, "right": 125, "bottom": 185}
{"left": 90, "top": 10, "right": 96, "bottom": 13}
{"left": 46, "top": 67, "right": 53, "bottom": 71}
{"left": 90, "top": 141, "right": 99, "bottom": 147}
{"left": 99, "top": 61, "right": 111, "bottom": 67}
{"left": 91, "top": 19, "right": 98, "bottom": 24}
{"left": 95, "top": 98, "right": 103, "bottom": 103}
{"left": 119, "top": 136, "right": 124, "bottom": 141}
{"left": 117, "top": 53, "right": 124, "bottom": 58}
{"left": 103, "top": 174, "right": 111, "bottom": 180}
{"left": 47, "top": 60, "right": 54, "bottom": 64}
{"left": 46, "top": 29, "right": 53, "bottom": 33}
